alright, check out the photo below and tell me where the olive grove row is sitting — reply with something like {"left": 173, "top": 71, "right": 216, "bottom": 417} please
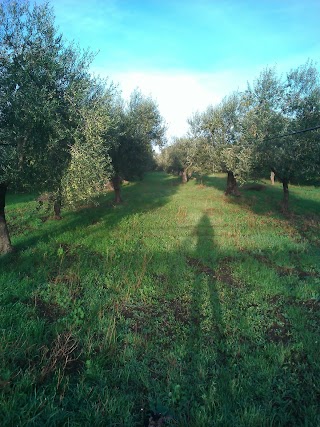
{"left": 0, "top": 1, "right": 166, "bottom": 254}
{"left": 158, "top": 63, "right": 320, "bottom": 207}
{"left": 1, "top": 0, "right": 320, "bottom": 256}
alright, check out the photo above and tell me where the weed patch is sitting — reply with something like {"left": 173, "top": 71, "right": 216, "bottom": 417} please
{"left": 38, "top": 331, "right": 83, "bottom": 384}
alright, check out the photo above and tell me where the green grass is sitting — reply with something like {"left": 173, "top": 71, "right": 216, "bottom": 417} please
{"left": 1, "top": 172, "right": 319, "bottom": 426}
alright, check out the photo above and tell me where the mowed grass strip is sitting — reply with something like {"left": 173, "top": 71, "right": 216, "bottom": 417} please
{"left": 0, "top": 172, "right": 319, "bottom": 426}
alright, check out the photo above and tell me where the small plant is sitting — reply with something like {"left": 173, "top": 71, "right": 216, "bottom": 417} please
{"left": 57, "top": 246, "right": 64, "bottom": 259}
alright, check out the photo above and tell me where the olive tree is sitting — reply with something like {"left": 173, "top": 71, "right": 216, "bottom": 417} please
{"left": 61, "top": 77, "right": 116, "bottom": 208}
{"left": 190, "top": 92, "right": 254, "bottom": 195}
{"left": 246, "top": 62, "right": 320, "bottom": 210}
{"left": 158, "top": 136, "right": 212, "bottom": 183}
{"left": 0, "top": 0, "right": 114, "bottom": 253}
{"left": 107, "top": 89, "right": 166, "bottom": 203}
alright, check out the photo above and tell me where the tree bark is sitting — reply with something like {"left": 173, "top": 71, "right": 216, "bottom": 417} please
{"left": 282, "top": 180, "right": 289, "bottom": 212}
{"left": 112, "top": 174, "right": 122, "bottom": 203}
{"left": 270, "top": 171, "right": 275, "bottom": 185}
{"left": 225, "top": 171, "right": 240, "bottom": 196}
{"left": 181, "top": 169, "right": 188, "bottom": 184}
{"left": 0, "top": 183, "right": 13, "bottom": 255}
{"left": 53, "top": 192, "right": 62, "bottom": 220}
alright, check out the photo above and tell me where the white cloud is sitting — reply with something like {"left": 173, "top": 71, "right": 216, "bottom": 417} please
{"left": 92, "top": 68, "right": 256, "bottom": 140}
{"left": 92, "top": 56, "right": 317, "bottom": 140}
{"left": 115, "top": 71, "right": 222, "bottom": 139}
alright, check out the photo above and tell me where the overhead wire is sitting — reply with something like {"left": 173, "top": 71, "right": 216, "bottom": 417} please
{"left": 264, "top": 125, "right": 320, "bottom": 141}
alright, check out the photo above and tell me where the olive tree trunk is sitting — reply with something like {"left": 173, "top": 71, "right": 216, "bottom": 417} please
{"left": 181, "top": 169, "right": 188, "bottom": 184}
{"left": 53, "top": 199, "right": 62, "bottom": 219}
{"left": 225, "top": 171, "right": 240, "bottom": 196}
{"left": 112, "top": 174, "right": 122, "bottom": 203}
{"left": 53, "top": 190, "right": 62, "bottom": 220}
{"left": 270, "top": 171, "right": 275, "bottom": 185}
{"left": 0, "top": 183, "right": 13, "bottom": 255}
{"left": 282, "top": 180, "right": 289, "bottom": 212}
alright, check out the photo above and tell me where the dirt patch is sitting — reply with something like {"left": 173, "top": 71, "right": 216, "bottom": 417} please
{"left": 186, "top": 256, "right": 241, "bottom": 287}
{"left": 119, "top": 297, "right": 191, "bottom": 339}
{"left": 266, "top": 321, "right": 292, "bottom": 344}
{"left": 292, "top": 298, "right": 320, "bottom": 312}
{"left": 294, "top": 214, "right": 320, "bottom": 246}
{"left": 248, "top": 252, "right": 319, "bottom": 280}
{"left": 191, "top": 226, "right": 214, "bottom": 237}
{"left": 34, "top": 297, "right": 66, "bottom": 323}
{"left": 276, "top": 266, "right": 297, "bottom": 277}
{"left": 276, "top": 266, "right": 319, "bottom": 280}
{"left": 203, "top": 208, "right": 215, "bottom": 216}
{"left": 203, "top": 207, "right": 223, "bottom": 217}
{"left": 286, "top": 348, "right": 310, "bottom": 366}
{"left": 120, "top": 301, "right": 152, "bottom": 319}
{"left": 268, "top": 294, "right": 320, "bottom": 313}
{"left": 186, "top": 257, "right": 215, "bottom": 277}
{"left": 49, "top": 271, "right": 81, "bottom": 286}
{"left": 266, "top": 303, "right": 292, "bottom": 345}
{"left": 166, "top": 298, "right": 190, "bottom": 324}
{"left": 216, "top": 257, "right": 240, "bottom": 287}
{"left": 251, "top": 253, "right": 273, "bottom": 267}
{"left": 152, "top": 273, "right": 167, "bottom": 284}
{"left": 268, "top": 295, "right": 283, "bottom": 305}
{"left": 300, "top": 214, "right": 320, "bottom": 229}
{"left": 216, "top": 265, "right": 234, "bottom": 286}
{"left": 145, "top": 412, "right": 173, "bottom": 427}
{"left": 296, "top": 270, "right": 320, "bottom": 280}
{"left": 58, "top": 242, "right": 73, "bottom": 252}
{"left": 119, "top": 303, "right": 151, "bottom": 334}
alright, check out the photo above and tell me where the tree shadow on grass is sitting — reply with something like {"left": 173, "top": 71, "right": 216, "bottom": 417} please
{"left": 0, "top": 173, "right": 182, "bottom": 297}
{"left": 6, "top": 192, "right": 37, "bottom": 207}
{"left": 3, "top": 173, "right": 180, "bottom": 255}
{"left": 203, "top": 174, "right": 320, "bottom": 218}
{"left": 201, "top": 174, "right": 320, "bottom": 252}
{"left": 200, "top": 175, "right": 227, "bottom": 193}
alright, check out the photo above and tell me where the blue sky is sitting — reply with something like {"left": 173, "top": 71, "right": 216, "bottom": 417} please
{"left": 46, "top": 0, "right": 320, "bottom": 138}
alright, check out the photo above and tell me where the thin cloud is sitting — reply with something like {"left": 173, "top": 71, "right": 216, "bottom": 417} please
{"left": 93, "top": 68, "right": 258, "bottom": 138}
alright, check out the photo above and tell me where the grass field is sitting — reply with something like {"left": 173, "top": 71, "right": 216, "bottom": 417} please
{"left": 0, "top": 172, "right": 319, "bottom": 426}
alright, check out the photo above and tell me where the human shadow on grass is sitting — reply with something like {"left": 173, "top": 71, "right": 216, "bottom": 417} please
{"left": 179, "top": 214, "right": 319, "bottom": 426}
{"left": 1, "top": 211, "right": 318, "bottom": 426}
{"left": 177, "top": 214, "right": 235, "bottom": 425}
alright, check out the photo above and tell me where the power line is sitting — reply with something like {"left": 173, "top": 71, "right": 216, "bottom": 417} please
{"left": 265, "top": 125, "right": 320, "bottom": 141}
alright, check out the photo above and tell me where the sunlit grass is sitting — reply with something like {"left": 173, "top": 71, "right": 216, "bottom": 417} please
{"left": 1, "top": 172, "right": 319, "bottom": 426}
